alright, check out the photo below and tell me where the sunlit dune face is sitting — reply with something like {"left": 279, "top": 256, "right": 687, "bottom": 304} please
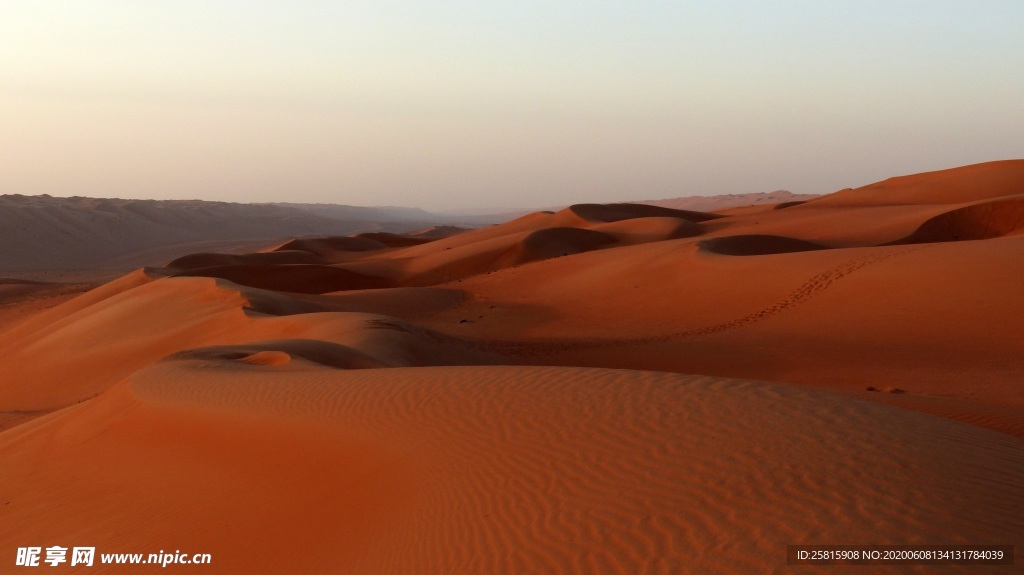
{"left": 1, "top": 161, "right": 1023, "bottom": 572}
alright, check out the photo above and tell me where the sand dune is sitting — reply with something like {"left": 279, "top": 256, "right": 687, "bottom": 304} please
{"left": 1, "top": 160, "right": 1023, "bottom": 573}
{"left": 170, "top": 340, "right": 390, "bottom": 369}
{"left": 353, "top": 232, "right": 437, "bottom": 247}
{"left": 0, "top": 278, "right": 97, "bottom": 334}
{"left": 698, "top": 234, "right": 828, "bottom": 256}
{"left": 565, "top": 202, "right": 722, "bottom": 223}
{"left": 173, "top": 263, "right": 394, "bottom": 294}
{"left": 890, "top": 195, "right": 1024, "bottom": 244}
{"left": 0, "top": 274, "right": 502, "bottom": 410}
{"left": 405, "top": 224, "right": 472, "bottom": 238}
{"left": 2, "top": 363, "right": 1021, "bottom": 574}
{"left": 511, "top": 227, "right": 617, "bottom": 262}
{"left": 0, "top": 195, "right": 484, "bottom": 273}
{"left": 365, "top": 204, "right": 720, "bottom": 285}
{"left": 590, "top": 216, "right": 703, "bottom": 243}
{"left": 274, "top": 236, "right": 389, "bottom": 255}
{"left": 472, "top": 191, "right": 821, "bottom": 222}
{"left": 165, "top": 250, "right": 327, "bottom": 271}
{"left": 639, "top": 190, "right": 820, "bottom": 212}
{"left": 807, "top": 159, "right": 1024, "bottom": 207}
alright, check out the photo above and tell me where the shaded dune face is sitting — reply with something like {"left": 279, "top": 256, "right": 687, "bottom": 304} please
{"left": 566, "top": 202, "right": 722, "bottom": 223}
{"left": 173, "top": 264, "right": 393, "bottom": 294}
{"left": 165, "top": 250, "right": 327, "bottom": 271}
{"left": 235, "top": 349, "right": 292, "bottom": 366}
{"left": 772, "top": 200, "right": 808, "bottom": 210}
{"left": 405, "top": 225, "right": 472, "bottom": 238}
{"left": 890, "top": 195, "right": 1024, "bottom": 244}
{"left": 509, "top": 227, "right": 618, "bottom": 262}
{"left": 2, "top": 160, "right": 1023, "bottom": 573}
{"left": 698, "top": 235, "right": 828, "bottom": 256}
{"left": 170, "top": 340, "right": 389, "bottom": 369}
{"left": 4, "top": 160, "right": 1024, "bottom": 411}
{"left": 590, "top": 216, "right": 704, "bottom": 243}
{"left": 353, "top": 232, "right": 435, "bottom": 247}
{"left": 275, "top": 236, "right": 389, "bottom": 255}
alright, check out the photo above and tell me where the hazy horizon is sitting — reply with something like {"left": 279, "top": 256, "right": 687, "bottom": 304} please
{"left": 3, "top": 1, "right": 1022, "bottom": 211}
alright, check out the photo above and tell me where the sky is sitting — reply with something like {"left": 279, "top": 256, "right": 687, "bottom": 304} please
{"left": 1, "top": 1, "right": 1022, "bottom": 211}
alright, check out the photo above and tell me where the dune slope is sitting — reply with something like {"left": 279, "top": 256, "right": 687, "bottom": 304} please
{"left": 2, "top": 160, "right": 1023, "bottom": 573}
{"left": 1, "top": 363, "right": 1021, "bottom": 574}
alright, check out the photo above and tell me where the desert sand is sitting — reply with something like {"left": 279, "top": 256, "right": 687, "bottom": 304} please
{"left": 1, "top": 160, "right": 1022, "bottom": 573}
{"left": 638, "top": 189, "right": 820, "bottom": 212}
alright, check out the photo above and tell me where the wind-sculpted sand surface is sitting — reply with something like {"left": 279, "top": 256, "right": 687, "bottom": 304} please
{"left": 2, "top": 160, "right": 1022, "bottom": 572}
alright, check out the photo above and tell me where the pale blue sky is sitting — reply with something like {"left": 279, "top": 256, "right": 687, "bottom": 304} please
{"left": 2, "top": 1, "right": 1022, "bottom": 210}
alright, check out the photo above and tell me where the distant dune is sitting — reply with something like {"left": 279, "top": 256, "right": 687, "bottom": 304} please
{"left": 272, "top": 201, "right": 442, "bottom": 224}
{"left": 2, "top": 160, "right": 1023, "bottom": 573}
{"left": 636, "top": 189, "right": 820, "bottom": 213}
{"left": 0, "top": 192, "right": 817, "bottom": 274}
{"left": 0, "top": 195, "right": 472, "bottom": 273}
{"left": 462, "top": 190, "right": 821, "bottom": 222}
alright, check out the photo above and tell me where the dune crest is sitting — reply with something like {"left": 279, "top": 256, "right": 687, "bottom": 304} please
{"left": 2, "top": 160, "right": 1023, "bottom": 572}
{"left": 806, "top": 159, "right": 1024, "bottom": 207}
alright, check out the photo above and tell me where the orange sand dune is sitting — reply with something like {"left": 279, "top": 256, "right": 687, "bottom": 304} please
{"left": 438, "top": 233, "right": 1024, "bottom": 434}
{"left": 360, "top": 204, "right": 718, "bottom": 285}
{"left": 2, "top": 363, "right": 1021, "bottom": 574}
{"left": 698, "top": 234, "right": 827, "bottom": 255}
{"left": 0, "top": 279, "right": 92, "bottom": 330}
{"left": 353, "top": 231, "right": 436, "bottom": 247}
{"left": 0, "top": 275, "right": 501, "bottom": 410}
{"left": 889, "top": 195, "right": 1024, "bottom": 244}
{"left": 3, "top": 161, "right": 1022, "bottom": 424}
{"left": 165, "top": 249, "right": 327, "bottom": 271}
{"left": 274, "top": 236, "right": 389, "bottom": 256}
{"left": 2, "top": 160, "right": 1023, "bottom": 573}
{"left": 405, "top": 224, "right": 472, "bottom": 238}
{"left": 807, "top": 159, "right": 1024, "bottom": 207}
{"left": 565, "top": 202, "right": 722, "bottom": 223}
{"left": 382, "top": 203, "right": 717, "bottom": 258}
{"left": 590, "top": 216, "right": 703, "bottom": 244}
{"left": 172, "top": 263, "right": 393, "bottom": 294}
{"left": 513, "top": 227, "right": 618, "bottom": 260}
{"left": 699, "top": 202, "right": 958, "bottom": 247}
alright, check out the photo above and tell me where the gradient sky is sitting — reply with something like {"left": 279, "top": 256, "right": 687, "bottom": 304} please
{"left": 2, "top": 1, "right": 1022, "bottom": 210}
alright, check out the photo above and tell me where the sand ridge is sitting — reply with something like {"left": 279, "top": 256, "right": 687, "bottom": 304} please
{"left": 1, "top": 160, "right": 1023, "bottom": 573}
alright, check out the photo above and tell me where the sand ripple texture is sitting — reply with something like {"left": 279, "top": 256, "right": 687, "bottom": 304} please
{"left": 66, "top": 363, "right": 1024, "bottom": 574}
